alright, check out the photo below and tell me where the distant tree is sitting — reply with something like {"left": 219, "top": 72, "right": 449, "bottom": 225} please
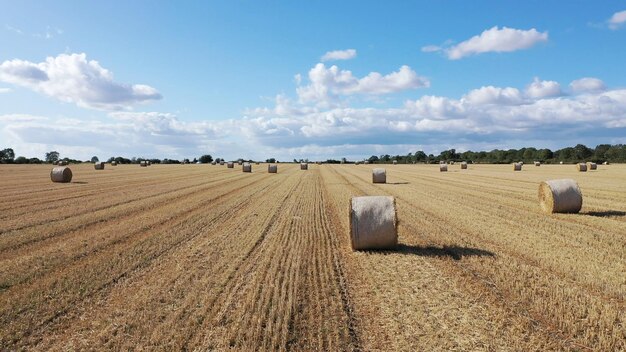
{"left": 266, "top": 158, "right": 276, "bottom": 163}
{"left": 14, "top": 156, "right": 28, "bottom": 164}
{"left": 368, "top": 155, "right": 379, "bottom": 163}
{"left": 414, "top": 151, "right": 427, "bottom": 162}
{"left": 90, "top": 156, "right": 99, "bottom": 163}
{"left": 574, "top": 144, "right": 593, "bottom": 160}
{"left": 45, "top": 151, "right": 60, "bottom": 163}
{"left": 199, "top": 154, "right": 213, "bottom": 163}
{"left": 0, "top": 148, "right": 15, "bottom": 163}
{"left": 341, "top": 157, "right": 347, "bottom": 164}
{"left": 536, "top": 148, "right": 553, "bottom": 161}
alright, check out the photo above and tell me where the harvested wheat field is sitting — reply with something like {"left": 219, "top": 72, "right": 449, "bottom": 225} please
{"left": 0, "top": 163, "right": 624, "bottom": 351}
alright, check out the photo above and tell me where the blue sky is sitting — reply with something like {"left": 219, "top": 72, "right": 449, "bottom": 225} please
{"left": 1, "top": 1, "right": 625, "bottom": 161}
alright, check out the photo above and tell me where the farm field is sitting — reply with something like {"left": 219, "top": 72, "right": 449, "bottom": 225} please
{"left": 0, "top": 163, "right": 624, "bottom": 351}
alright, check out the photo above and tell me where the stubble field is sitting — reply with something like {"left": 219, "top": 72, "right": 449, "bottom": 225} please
{"left": 0, "top": 163, "right": 624, "bottom": 351}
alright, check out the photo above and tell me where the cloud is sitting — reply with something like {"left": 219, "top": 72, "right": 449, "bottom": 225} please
{"left": 525, "top": 77, "right": 562, "bottom": 99}
{"left": 569, "top": 77, "right": 606, "bottom": 93}
{"left": 464, "top": 86, "right": 525, "bottom": 105}
{"left": 0, "top": 53, "right": 161, "bottom": 110}
{"left": 608, "top": 10, "right": 626, "bottom": 30}
{"left": 5, "top": 25, "right": 23, "bottom": 35}
{"left": 429, "top": 26, "right": 548, "bottom": 60}
{"left": 421, "top": 45, "right": 442, "bottom": 53}
{"left": 0, "top": 87, "right": 12, "bottom": 93}
{"left": 321, "top": 49, "right": 357, "bottom": 61}
{"left": 296, "top": 63, "right": 429, "bottom": 106}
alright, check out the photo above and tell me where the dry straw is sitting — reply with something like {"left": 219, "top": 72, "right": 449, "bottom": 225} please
{"left": 227, "top": 162, "right": 234, "bottom": 168}
{"left": 440, "top": 164, "right": 448, "bottom": 172}
{"left": 242, "top": 162, "right": 252, "bottom": 172}
{"left": 300, "top": 163, "right": 308, "bottom": 170}
{"left": 50, "top": 166, "right": 72, "bottom": 183}
{"left": 350, "top": 196, "right": 397, "bottom": 250}
{"left": 538, "top": 179, "right": 582, "bottom": 213}
{"left": 577, "top": 163, "right": 587, "bottom": 172}
{"left": 513, "top": 163, "right": 522, "bottom": 171}
{"left": 372, "top": 168, "right": 386, "bottom": 183}
{"left": 268, "top": 164, "right": 277, "bottom": 173}
{"left": 94, "top": 162, "right": 105, "bottom": 170}
{"left": 589, "top": 162, "right": 597, "bottom": 170}
{"left": 460, "top": 162, "right": 468, "bottom": 169}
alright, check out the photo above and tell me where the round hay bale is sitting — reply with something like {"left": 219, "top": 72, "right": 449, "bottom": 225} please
{"left": 602, "top": 161, "right": 609, "bottom": 165}
{"left": 538, "top": 179, "right": 582, "bottom": 214}
{"left": 392, "top": 160, "right": 397, "bottom": 165}
{"left": 460, "top": 162, "right": 468, "bottom": 170}
{"left": 577, "top": 163, "right": 587, "bottom": 172}
{"left": 211, "top": 161, "right": 216, "bottom": 165}
{"left": 94, "top": 162, "right": 105, "bottom": 170}
{"left": 589, "top": 162, "right": 597, "bottom": 170}
{"left": 372, "top": 168, "right": 386, "bottom": 183}
{"left": 519, "top": 161, "right": 524, "bottom": 165}
{"left": 111, "top": 161, "right": 118, "bottom": 166}
{"left": 220, "top": 161, "right": 225, "bottom": 165}
{"left": 349, "top": 196, "right": 397, "bottom": 250}
{"left": 534, "top": 161, "right": 540, "bottom": 166}
{"left": 256, "top": 162, "right": 260, "bottom": 165}
{"left": 238, "top": 161, "right": 243, "bottom": 165}
{"left": 140, "top": 161, "right": 148, "bottom": 167}
{"left": 227, "top": 162, "right": 234, "bottom": 168}
{"left": 242, "top": 162, "right": 252, "bottom": 172}
{"left": 58, "top": 160, "right": 68, "bottom": 166}
{"left": 513, "top": 163, "right": 522, "bottom": 171}
{"left": 364, "top": 160, "right": 369, "bottom": 164}
{"left": 268, "top": 164, "right": 277, "bottom": 173}
{"left": 440, "top": 164, "right": 448, "bottom": 172}
{"left": 300, "top": 163, "right": 308, "bottom": 170}
{"left": 50, "top": 166, "right": 72, "bottom": 183}
{"left": 559, "top": 161, "right": 564, "bottom": 165}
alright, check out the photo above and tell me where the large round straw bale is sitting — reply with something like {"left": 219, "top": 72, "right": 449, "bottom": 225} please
{"left": 602, "top": 161, "right": 609, "bottom": 165}
{"left": 349, "top": 196, "right": 397, "bottom": 250}
{"left": 220, "top": 161, "right": 225, "bottom": 165}
{"left": 440, "top": 164, "right": 448, "bottom": 172}
{"left": 589, "top": 162, "right": 597, "bottom": 170}
{"left": 268, "top": 164, "right": 277, "bottom": 173}
{"left": 460, "top": 162, "right": 468, "bottom": 169}
{"left": 534, "top": 161, "right": 540, "bottom": 166}
{"left": 300, "top": 163, "right": 308, "bottom": 170}
{"left": 111, "top": 161, "right": 118, "bottom": 166}
{"left": 559, "top": 161, "right": 564, "bottom": 165}
{"left": 513, "top": 163, "right": 522, "bottom": 171}
{"left": 519, "top": 161, "right": 524, "bottom": 165}
{"left": 140, "top": 161, "right": 148, "bottom": 167}
{"left": 538, "top": 179, "right": 582, "bottom": 214}
{"left": 392, "top": 160, "right": 397, "bottom": 165}
{"left": 256, "top": 162, "right": 260, "bottom": 165}
{"left": 211, "top": 161, "right": 216, "bottom": 165}
{"left": 94, "top": 162, "right": 105, "bottom": 170}
{"left": 238, "top": 161, "right": 243, "bottom": 165}
{"left": 58, "top": 160, "right": 68, "bottom": 166}
{"left": 227, "top": 162, "right": 234, "bottom": 168}
{"left": 577, "top": 163, "right": 587, "bottom": 172}
{"left": 50, "top": 166, "right": 72, "bottom": 183}
{"left": 242, "top": 162, "right": 252, "bottom": 172}
{"left": 372, "top": 168, "right": 386, "bottom": 183}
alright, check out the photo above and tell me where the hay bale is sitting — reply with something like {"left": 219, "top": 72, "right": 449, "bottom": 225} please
{"left": 50, "top": 166, "right": 72, "bottom": 183}
{"left": 111, "top": 161, "right": 118, "bottom": 166}
{"left": 227, "top": 162, "right": 234, "bottom": 168}
{"left": 211, "top": 161, "right": 216, "bottom": 165}
{"left": 513, "top": 163, "right": 522, "bottom": 171}
{"left": 140, "top": 161, "right": 148, "bottom": 167}
{"left": 350, "top": 196, "right": 397, "bottom": 250}
{"left": 440, "top": 164, "right": 448, "bottom": 172}
{"left": 449, "top": 161, "right": 455, "bottom": 165}
{"left": 256, "top": 162, "right": 260, "bottom": 165}
{"left": 538, "top": 179, "right": 582, "bottom": 214}
{"left": 519, "top": 161, "right": 524, "bottom": 165}
{"left": 460, "top": 162, "right": 468, "bottom": 169}
{"left": 577, "top": 163, "right": 587, "bottom": 172}
{"left": 534, "top": 161, "right": 540, "bottom": 166}
{"left": 300, "top": 163, "right": 308, "bottom": 170}
{"left": 58, "top": 160, "right": 68, "bottom": 166}
{"left": 364, "top": 160, "right": 369, "bottom": 164}
{"left": 372, "top": 168, "right": 386, "bottom": 183}
{"left": 559, "top": 161, "right": 564, "bottom": 165}
{"left": 220, "top": 161, "right": 225, "bottom": 165}
{"left": 392, "top": 160, "right": 397, "bottom": 165}
{"left": 268, "top": 164, "right": 277, "bottom": 173}
{"left": 242, "top": 162, "right": 252, "bottom": 172}
{"left": 589, "top": 162, "right": 597, "bottom": 170}
{"left": 238, "top": 161, "right": 243, "bottom": 165}
{"left": 603, "top": 161, "right": 609, "bottom": 165}
{"left": 94, "top": 162, "right": 105, "bottom": 170}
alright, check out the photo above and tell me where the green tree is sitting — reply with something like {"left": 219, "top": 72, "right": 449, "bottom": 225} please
{"left": 199, "top": 154, "right": 213, "bottom": 163}
{"left": 45, "top": 151, "right": 60, "bottom": 163}
{"left": 90, "top": 156, "right": 99, "bottom": 163}
{"left": 266, "top": 158, "right": 276, "bottom": 163}
{"left": 0, "top": 148, "right": 15, "bottom": 163}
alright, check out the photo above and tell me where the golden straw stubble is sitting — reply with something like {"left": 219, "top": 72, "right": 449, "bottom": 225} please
{"left": 538, "top": 179, "right": 582, "bottom": 214}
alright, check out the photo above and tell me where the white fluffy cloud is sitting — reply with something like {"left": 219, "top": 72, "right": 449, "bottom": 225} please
{"left": 433, "top": 26, "right": 548, "bottom": 60}
{"left": 608, "top": 10, "right": 626, "bottom": 30}
{"left": 525, "top": 77, "right": 562, "bottom": 99}
{"left": 0, "top": 87, "right": 11, "bottom": 93}
{"left": 0, "top": 53, "right": 161, "bottom": 110}
{"left": 321, "top": 49, "right": 357, "bottom": 61}
{"left": 296, "top": 63, "right": 429, "bottom": 106}
{"left": 464, "top": 86, "right": 524, "bottom": 105}
{"left": 570, "top": 77, "right": 606, "bottom": 93}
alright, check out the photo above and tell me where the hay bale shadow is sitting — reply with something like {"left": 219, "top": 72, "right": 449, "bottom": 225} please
{"left": 386, "top": 182, "right": 410, "bottom": 185}
{"left": 584, "top": 210, "right": 626, "bottom": 217}
{"left": 365, "top": 244, "right": 495, "bottom": 260}
{"left": 71, "top": 181, "right": 89, "bottom": 184}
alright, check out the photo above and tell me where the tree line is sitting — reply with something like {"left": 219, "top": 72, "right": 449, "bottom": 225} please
{"left": 2, "top": 144, "right": 626, "bottom": 165}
